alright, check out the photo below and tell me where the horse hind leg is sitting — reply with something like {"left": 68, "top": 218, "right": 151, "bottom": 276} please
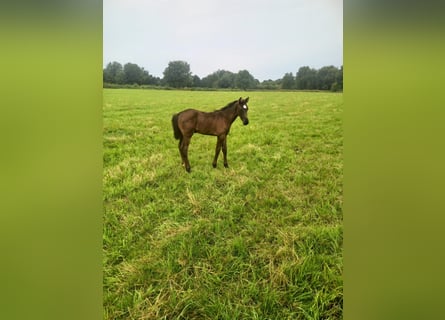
{"left": 178, "top": 138, "right": 185, "bottom": 165}
{"left": 180, "top": 135, "right": 192, "bottom": 173}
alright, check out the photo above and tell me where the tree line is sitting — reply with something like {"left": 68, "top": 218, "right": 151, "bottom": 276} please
{"left": 103, "top": 60, "right": 342, "bottom": 91}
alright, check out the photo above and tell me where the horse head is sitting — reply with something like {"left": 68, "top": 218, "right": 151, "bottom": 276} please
{"left": 237, "top": 97, "right": 249, "bottom": 125}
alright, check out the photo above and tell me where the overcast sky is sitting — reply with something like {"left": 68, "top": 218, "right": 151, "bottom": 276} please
{"left": 103, "top": 0, "right": 342, "bottom": 81}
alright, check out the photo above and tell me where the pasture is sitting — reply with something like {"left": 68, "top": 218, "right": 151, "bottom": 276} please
{"left": 103, "top": 89, "right": 343, "bottom": 319}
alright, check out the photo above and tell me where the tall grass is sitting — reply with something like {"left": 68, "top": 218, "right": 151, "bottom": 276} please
{"left": 103, "top": 89, "right": 343, "bottom": 319}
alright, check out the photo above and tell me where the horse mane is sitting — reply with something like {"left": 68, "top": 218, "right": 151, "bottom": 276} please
{"left": 216, "top": 100, "right": 238, "bottom": 111}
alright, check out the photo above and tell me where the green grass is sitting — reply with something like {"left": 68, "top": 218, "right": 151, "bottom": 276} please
{"left": 103, "top": 89, "right": 343, "bottom": 319}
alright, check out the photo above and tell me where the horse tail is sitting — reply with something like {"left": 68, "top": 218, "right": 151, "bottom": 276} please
{"left": 172, "top": 113, "right": 182, "bottom": 140}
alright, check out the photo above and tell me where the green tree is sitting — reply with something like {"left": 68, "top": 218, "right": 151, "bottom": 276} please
{"left": 218, "top": 72, "right": 234, "bottom": 88}
{"left": 258, "top": 79, "right": 280, "bottom": 90}
{"left": 296, "top": 66, "right": 317, "bottom": 90}
{"left": 317, "top": 65, "right": 339, "bottom": 90}
{"left": 141, "top": 70, "right": 161, "bottom": 86}
{"left": 163, "top": 61, "right": 192, "bottom": 88}
{"left": 335, "top": 65, "right": 343, "bottom": 91}
{"left": 191, "top": 75, "right": 201, "bottom": 88}
{"left": 103, "top": 61, "right": 124, "bottom": 84}
{"left": 123, "top": 63, "right": 145, "bottom": 85}
{"left": 200, "top": 72, "right": 218, "bottom": 88}
{"left": 236, "top": 70, "right": 256, "bottom": 90}
{"left": 281, "top": 72, "right": 295, "bottom": 89}
{"left": 200, "top": 70, "right": 236, "bottom": 88}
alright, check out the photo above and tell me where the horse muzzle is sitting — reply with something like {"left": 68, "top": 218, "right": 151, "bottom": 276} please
{"left": 243, "top": 119, "right": 249, "bottom": 125}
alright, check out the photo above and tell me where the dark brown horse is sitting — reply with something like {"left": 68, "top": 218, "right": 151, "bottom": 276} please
{"left": 172, "top": 97, "right": 250, "bottom": 172}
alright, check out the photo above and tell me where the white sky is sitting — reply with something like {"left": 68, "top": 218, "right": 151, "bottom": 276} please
{"left": 103, "top": 0, "right": 342, "bottom": 81}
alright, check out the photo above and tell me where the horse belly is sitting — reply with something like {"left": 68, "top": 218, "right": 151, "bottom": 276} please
{"left": 195, "top": 114, "right": 226, "bottom": 136}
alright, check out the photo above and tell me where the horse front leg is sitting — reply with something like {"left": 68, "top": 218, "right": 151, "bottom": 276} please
{"left": 212, "top": 136, "right": 223, "bottom": 168}
{"left": 222, "top": 136, "right": 228, "bottom": 168}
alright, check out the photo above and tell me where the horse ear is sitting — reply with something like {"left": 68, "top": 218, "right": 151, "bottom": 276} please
{"left": 245, "top": 97, "right": 249, "bottom": 103}
{"left": 238, "top": 97, "right": 243, "bottom": 104}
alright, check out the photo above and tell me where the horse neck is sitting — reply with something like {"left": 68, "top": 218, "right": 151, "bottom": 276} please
{"left": 222, "top": 103, "right": 239, "bottom": 124}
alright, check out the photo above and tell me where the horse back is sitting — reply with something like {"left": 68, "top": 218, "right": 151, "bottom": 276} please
{"left": 178, "top": 108, "right": 227, "bottom": 136}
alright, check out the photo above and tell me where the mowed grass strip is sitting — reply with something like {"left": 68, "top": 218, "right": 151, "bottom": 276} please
{"left": 103, "top": 89, "right": 343, "bottom": 319}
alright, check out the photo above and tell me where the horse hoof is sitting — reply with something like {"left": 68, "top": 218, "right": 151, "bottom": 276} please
{"left": 212, "top": 163, "right": 217, "bottom": 168}
{"left": 186, "top": 167, "right": 191, "bottom": 173}
{"left": 224, "top": 164, "right": 229, "bottom": 168}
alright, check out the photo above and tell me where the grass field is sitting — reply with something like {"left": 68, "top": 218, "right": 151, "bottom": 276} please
{"left": 103, "top": 89, "right": 343, "bottom": 319}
